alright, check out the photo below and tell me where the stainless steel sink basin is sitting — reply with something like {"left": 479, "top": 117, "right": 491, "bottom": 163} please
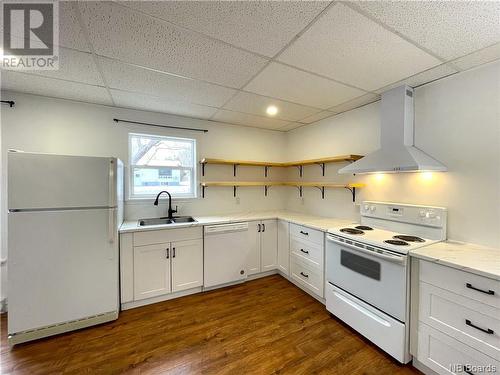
{"left": 138, "top": 217, "right": 173, "bottom": 226}
{"left": 138, "top": 216, "right": 196, "bottom": 226}
{"left": 171, "top": 216, "right": 197, "bottom": 223}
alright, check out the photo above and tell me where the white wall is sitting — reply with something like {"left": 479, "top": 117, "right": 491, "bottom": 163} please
{"left": 286, "top": 61, "right": 500, "bottom": 248}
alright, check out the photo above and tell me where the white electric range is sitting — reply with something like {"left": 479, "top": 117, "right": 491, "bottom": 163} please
{"left": 325, "top": 201, "right": 447, "bottom": 364}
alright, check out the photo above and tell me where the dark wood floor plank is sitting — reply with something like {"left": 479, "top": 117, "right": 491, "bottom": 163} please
{"left": 1, "top": 275, "right": 420, "bottom": 374}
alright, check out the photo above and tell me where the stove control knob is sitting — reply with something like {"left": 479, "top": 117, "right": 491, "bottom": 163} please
{"left": 364, "top": 204, "right": 370, "bottom": 211}
{"left": 425, "top": 212, "right": 436, "bottom": 219}
{"left": 419, "top": 210, "right": 426, "bottom": 217}
{"left": 370, "top": 205, "right": 376, "bottom": 212}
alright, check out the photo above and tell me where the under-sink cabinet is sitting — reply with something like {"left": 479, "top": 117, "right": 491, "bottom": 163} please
{"left": 120, "top": 227, "right": 203, "bottom": 309}
{"left": 247, "top": 220, "right": 278, "bottom": 275}
{"left": 413, "top": 260, "right": 499, "bottom": 374}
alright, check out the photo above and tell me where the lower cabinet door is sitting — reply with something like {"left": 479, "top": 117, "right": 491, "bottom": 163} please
{"left": 261, "top": 219, "right": 278, "bottom": 272}
{"left": 133, "top": 243, "right": 171, "bottom": 300}
{"left": 171, "top": 239, "right": 203, "bottom": 292}
{"left": 247, "top": 221, "right": 261, "bottom": 275}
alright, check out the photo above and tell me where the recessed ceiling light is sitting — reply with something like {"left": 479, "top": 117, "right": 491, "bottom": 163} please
{"left": 266, "top": 105, "right": 278, "bottom": 116}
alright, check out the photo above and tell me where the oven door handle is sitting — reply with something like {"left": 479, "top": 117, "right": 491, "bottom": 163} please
{"left": 327, "top": 235, "right": 406, "bottom": 265}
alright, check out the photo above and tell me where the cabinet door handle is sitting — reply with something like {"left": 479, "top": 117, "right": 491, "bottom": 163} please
{"left": 466, "top": 283, "right": 494, "bottom": 295}
{"left": 166, "top": 248, "right": 170, "bottom": 259}
{"left": 172, "top": 247, "right": 176, "bottom": 258}
{"left": 300, "top": 271, "right": 309, "bottom": 278}
{"left": 257, "top": 224, "right": 261, "bottom": 232}
{"left": 300, "top": 249, "right": 309, "bottom": 254}
{"left": 465, "top": 319, "right": 494, "bottom": 334}
{"left": 300, "top": 230, "right": 309, "bottom": 236}
{"left": 262, "top": 223, "right": 266, "bottom": 232}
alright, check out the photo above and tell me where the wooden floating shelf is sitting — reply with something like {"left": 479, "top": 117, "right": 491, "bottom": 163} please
{"left": 200, "top": 155, "right": 363, "bottom": 177}
{"left": 200, "top": 181, "right": 364, "bottom": 201}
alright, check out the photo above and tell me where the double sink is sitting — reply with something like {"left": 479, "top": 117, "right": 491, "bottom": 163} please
{"left": 138, "top": 216, "right": 197, "bottom": 227}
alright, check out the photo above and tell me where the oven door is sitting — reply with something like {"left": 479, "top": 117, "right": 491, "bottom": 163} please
{"left": 326, "top": 234, "right": 407, "bottom": 322}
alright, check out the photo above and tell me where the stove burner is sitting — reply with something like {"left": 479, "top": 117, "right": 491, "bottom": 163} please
{"left": 355, "top": 226, "right": 373, "bottom": 231}
{"left": 384, "top": 239, "right": 409, "bottom": 246}
{"left": 340, "top": 228, "right": 364, "bottom": 235}
{"left": 393, "top": 235, "right": 425, "bottom": 242}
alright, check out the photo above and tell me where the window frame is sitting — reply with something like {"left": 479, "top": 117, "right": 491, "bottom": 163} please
{"left": 128, "top": 132, "right": 197, "bottom": 200}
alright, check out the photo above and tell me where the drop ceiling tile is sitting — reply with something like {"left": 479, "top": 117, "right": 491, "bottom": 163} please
{"left": 245, "top": 62, "right": 365, "bottom": 109}
{"left": 17, "top": 48, "right": 104, "bottom": 86}
{"left": 0, "top": 71, "right": 112, "bottom": 105}
{"left": 299, "top": 111, "right": 336, "bottom": 124}
{"left": 110, "top": 89, "right": 218, "bottom": 119}
{"left": 329, "top": 93, "right": 380, "bottom": 114}
{"left": 452, "top": 43, "right": 500, "bottom": 71}
{"left": 278, "top": 3, "right": 442, "bottom": 91}
{"left": 59, "top": 2, "right": 91, "bottom": 52}
{"left": 224, "top": 91, "right": 319, "bottom": 122}
{"left": 212, "top": 109, "right": 291, "bottom": 130}
{"left": 78, "top": 1, "right": 268, "bottom": 88}
{"left": 352, "top": 1, "right": 500, "bottom": 60}
{"left": 122, "top": 1, "right": 329, "bottom": 57}
{"left": 99, "top": 58, "right": 236, "bottom": 107}
{"left": 375, "top": 64, "right": 458, "bottom": 94}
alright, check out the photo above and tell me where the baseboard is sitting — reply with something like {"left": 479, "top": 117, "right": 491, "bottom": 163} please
{"left": 121, "top": 287, "right": 203, "bottom": 310}
{"left": 412, "top": 358, "right": 439, "bottom": 375}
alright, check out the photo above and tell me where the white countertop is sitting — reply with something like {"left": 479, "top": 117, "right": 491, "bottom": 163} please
{"left": 120, "top": 210, "right": 354, "bottom": 234}
{"left": 410, "top": 241, "right": 500, "bottom": 280}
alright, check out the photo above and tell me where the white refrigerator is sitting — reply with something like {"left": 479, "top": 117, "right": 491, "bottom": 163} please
{"left": 7, "top": 151, "right": 123, "bottom": 345}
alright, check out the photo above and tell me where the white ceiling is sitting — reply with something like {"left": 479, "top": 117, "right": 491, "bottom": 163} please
{"left": 1, "top": 1, "right": 499, "bottom": 131}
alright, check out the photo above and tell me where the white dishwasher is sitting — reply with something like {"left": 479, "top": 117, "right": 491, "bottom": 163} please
{"left": 204, "top": 222, "right": 250, "bottom": 288}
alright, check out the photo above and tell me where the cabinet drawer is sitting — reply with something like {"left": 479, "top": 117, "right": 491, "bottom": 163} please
{"left": 290, "top": 256, "right": 323, "bottom": 298}
{"left": 418, "top": 323, "right": 499, "bottom": 375}
{"left": 133, "top": 226, "right": 202, "bottom": 246}
{"left": 290, "top": 223, "right": 323, "bottom": 246}
{"left": 420, "top": 261, "right": 499, "bottom": 309}
{"left": 290, "top": 237, "right": 323, "bottom": 270}
{"left": 419, "top": 282, "right": 500, "bottom": 359}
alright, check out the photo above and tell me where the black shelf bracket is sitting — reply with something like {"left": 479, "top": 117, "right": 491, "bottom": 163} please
{"left": 202, "top": 185, "right": 206, "bottom": 198}
{"left": 1, "top": 100, "right": 15, "bottom": 107}
{"left": 296, "top": 165, "right": 303, "bottom": 177}
{"left": 345, "top": 187, "right": 356, "bottom": 202}
{"left": 264, "top": 185, "right": 269, "bottom": 196}
{"left": 264, "top": 166, "right": 269, "bottom": 177}
{"left": 201, "top": 163, "right": 206, "bottom": 177}
{"left": 294, "top": 185, "right": 303, "bottom": 197}
{"left": 317, "top": 163, "right": 326, "bottom": 176}
{"left": 233, "top": 185, "right": 237, "bottom": 197}
{"left": 314, "top": 186, "right": 325, "bottom": 199}
{"left": 233, "top": 164, "right": 237, "bottom": 177}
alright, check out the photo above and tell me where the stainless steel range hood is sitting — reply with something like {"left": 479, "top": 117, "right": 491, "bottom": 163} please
{"left": 339, "top": 85, "right": 447, "bottom": 174}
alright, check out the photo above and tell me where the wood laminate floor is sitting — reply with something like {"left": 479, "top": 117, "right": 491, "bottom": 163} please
{"left": 1, "top": 275, "right": 420, "bottom": 374}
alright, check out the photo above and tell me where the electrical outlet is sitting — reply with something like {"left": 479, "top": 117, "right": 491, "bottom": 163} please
{"left": 236, "top": 197, "right": 240, "bottom": 204}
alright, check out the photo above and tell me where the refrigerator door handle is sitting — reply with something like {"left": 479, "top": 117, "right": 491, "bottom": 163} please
{"left": 108, "top": 208, "right": 116, "bottom": 245}
{"left": 108, "top": 159, "right": 115, "bottom": 207}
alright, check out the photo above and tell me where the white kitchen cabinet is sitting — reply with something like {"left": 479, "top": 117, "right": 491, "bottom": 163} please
{"left": 261, "top": 219, "right": 278, "bottom": 271}
{"left": 247, "top": 220, "right": 278, "bottom": 275}
{"left": 134, "top": 243, "right": 171, "bottom": 301}
{"left": 277, "top": 220, "right": 290, "bottom": 275}
{"left": 171, "top": 239, "right": 203, "bottom": 293}
{"left": 415, "top": 260, "right": 500, "bottom": 374}
{"left": 120, "top": 227, "right": 203, "bottom": 309}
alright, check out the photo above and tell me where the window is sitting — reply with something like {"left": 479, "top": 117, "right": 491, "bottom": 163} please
{"left": 129, "top": 133, "right": 196, "bottom": 199}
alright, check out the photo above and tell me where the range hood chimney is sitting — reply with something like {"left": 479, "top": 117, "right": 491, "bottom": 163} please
{"left": 339, "top": 85, "right": 447, "bottom": 174}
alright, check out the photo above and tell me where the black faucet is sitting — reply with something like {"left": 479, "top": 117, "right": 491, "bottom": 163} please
{"left": 154, "top": 191, "right": 177, "bottom": 219}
